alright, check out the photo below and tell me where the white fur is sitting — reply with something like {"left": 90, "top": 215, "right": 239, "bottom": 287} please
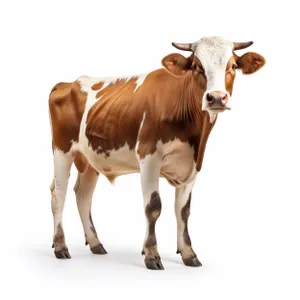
{"left": 76, "top": 75, "right": 147, "bottom": 154}
{"left": 76, "top": 76, "right": 104, "bottom": 154}
{"left": 134, "top": 74, "right": 148, "bottom": 92}
{"left": 137, "top": 139, "right": 197, "bottom": 255}
{"left": 139, "top": 151, "right": 162, "bottom": 207}
{"left": 52, "top": 149, "right": 73, "bottom": 235}
{"left": 160, "top": 139, "right": 197, "bottom": 186}
{"left": 139, "top": 150, "right": 162, "bottom": 255}
{"left": 81, "top": 138, "right": 197, "bottom": 187}
{"left": 175, "top": 179, "right": 195, "bottom": 254}
{"left": 135, "top": 112, "right": 146, "bottom": 161}
{"left": 76, "top": 76, "right": 198, "bottom": 186}
{"left": 192, "top": 36, "right": 234, "bottom": 122}
{"left": 86, "top": 142, "right": 139, "bottom": 177}
{"left": 74, "top": 167, "right": 100, "bottom": 248}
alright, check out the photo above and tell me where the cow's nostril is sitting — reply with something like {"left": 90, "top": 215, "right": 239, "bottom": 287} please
{"left": 207, "top": 93, "right": 215, "bottom": 103}
{"left": 221, "top": 94, "right": 228, "bottom": 104}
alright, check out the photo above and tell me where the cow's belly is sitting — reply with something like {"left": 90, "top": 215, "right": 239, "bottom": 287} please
{"left": 80, "top": 144, "right": 140, "bottom": 181}
{"left": 160, "top": 139, "right": 197, "bottom": 187}
{"left": 74, "top": 139, "right": 196, "bottom": 186}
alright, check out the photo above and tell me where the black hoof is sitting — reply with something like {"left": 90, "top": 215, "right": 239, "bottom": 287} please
{"left": 90, "top": 244, "right": 107, "bottom": 255}
{"left": 54, "top": 248, "right": 71, "bottom": 259}
{"left": 145, "top": 257, "right": 164, "bottom": 270}
{"left": 183, "top": 256, "right": 202, "bottom": 267}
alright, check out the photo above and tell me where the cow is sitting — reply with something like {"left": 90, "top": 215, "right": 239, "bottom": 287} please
{"left": 49, "top": 36, "right": 265, "bottom": 270}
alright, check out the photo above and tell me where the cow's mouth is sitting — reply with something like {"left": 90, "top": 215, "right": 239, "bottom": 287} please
{"left": 209, "top": 107, "right": 231, "bottom": 112}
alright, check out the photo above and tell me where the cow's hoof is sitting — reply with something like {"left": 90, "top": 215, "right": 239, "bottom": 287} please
{"left": 183, "top": 256, "right": 202, "bottom": 267}
{"left": 91, "top": 244, "right": 107, "bottom": 255}
{"left": 145, "top": 257, "right": 164, "bottom": 270}
{"left": 54, "top": 248, "right": 71, "bottom": 259}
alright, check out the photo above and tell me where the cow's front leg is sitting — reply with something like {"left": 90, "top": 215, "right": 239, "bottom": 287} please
{"left": 139, "top": 151, "right": 164, "bottom": 270}
{"left": 175, "top": 181, "right": 202, "bottom": 267}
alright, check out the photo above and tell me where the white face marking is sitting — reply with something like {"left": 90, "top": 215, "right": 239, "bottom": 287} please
{"left": 192, "top": 37, "right": 234, "bottom": 122}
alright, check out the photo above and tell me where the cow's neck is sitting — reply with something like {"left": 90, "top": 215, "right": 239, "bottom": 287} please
{"left": 173, "top": 73, "right": 216, "bottom": 171}
{"left": 196, "top": 113, "right": 216, "bottom": 171}
{"left": 156, "top": 71, "right": 216, "bottom": 170}
{"left": 162, "top": 71, "right": 205, "bottom": 125}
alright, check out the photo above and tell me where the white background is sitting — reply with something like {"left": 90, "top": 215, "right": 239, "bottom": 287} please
{"left": 0, "top": 0, "right": 299, "bottom": 299}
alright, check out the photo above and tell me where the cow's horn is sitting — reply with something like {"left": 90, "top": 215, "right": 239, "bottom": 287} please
{"left": 233, "top": 41, "right": 253, "bottom": 50}
{"left": 171, "top": 42, "right": 193, "bottom": 52}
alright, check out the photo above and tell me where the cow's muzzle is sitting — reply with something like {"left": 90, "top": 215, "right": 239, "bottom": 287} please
{"left": 206, "top": 91, "right": 231, "bottom": 112}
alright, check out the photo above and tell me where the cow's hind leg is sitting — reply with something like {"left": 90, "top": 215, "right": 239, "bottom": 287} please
{"left": 175, "top": 181, "right": 202, "bottom": 267}
{"left": 139, "top": 152, "right": 164, "bottom": 270}
{"left": 51, "top": 150, "right": 73, "bottom": 259}
{"left": 74, "top": 165, "right": 107, "bottom": 254}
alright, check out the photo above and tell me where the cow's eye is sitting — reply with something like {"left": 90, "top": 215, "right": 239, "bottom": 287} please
{"left": 232, "top": 64, "right": 238, "bottom": 70}
{"left": 191, "top": 63, "right": 197, "bottom": 71}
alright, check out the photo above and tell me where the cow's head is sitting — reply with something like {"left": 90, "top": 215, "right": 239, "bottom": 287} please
{"left": 162, "top": 36, "right": 265, "bottom": 122}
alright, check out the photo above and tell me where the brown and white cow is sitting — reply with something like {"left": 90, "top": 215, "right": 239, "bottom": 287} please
{"left": 49, "top": 36, "right": 265, "bottom": 270}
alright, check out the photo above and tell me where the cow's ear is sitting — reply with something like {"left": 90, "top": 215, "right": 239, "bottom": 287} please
{"left": 236, "top": 52, "right": 266, "bottom": 75}
{"left": 162, "top": 53, "right": 193, "bottom": 75}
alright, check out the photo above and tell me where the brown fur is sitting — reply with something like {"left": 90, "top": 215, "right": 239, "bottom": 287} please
{"left": 48, "top": 46, "right": 265, "bottom": 267}
{"left": 162, "top": 53, "right": 194, "bottom": 75}
{"left": 74, "top": 152, "right": 89, "bottom": 174}
{"left": 181, "top": 193, "right": 192, "bottom": 246}
{"left": 89, "top": 211, "right": 97, "bottom": 235}
{"left": 237, "top": 52, "right": 266, "bottom": 75}
{"left": 49, "top": 50, "right": 265, "bottom": 174}
{"left": 144, "top": 191, "right": 162, "bottom": 250}
{"left": 91, "top": 82, "right": 104, "bottom": 91}
{"left": 225, "top": 55, "right": 238, "bottom": 95}
{"left": 84, "top": 66, "right": 210, "bottom": 163}
{"left": 49, "top": 81, "right": 87, "bottom": 152}
{"left": 86, "top": 77, "right": 145, "bottom": 155}
{"left": 53, "top": 223, "right": 65, "bottom": 249}
{"left": 196, "top": 115, "right": 216, "bottom": 171}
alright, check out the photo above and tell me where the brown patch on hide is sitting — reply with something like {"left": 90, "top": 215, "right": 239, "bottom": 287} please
{"left": 181, "top": 193, "right": 192, "bottom": 246}
{"left": 144, "top": 191, "right": 162, "bottom": 249}
{"left": 91, "top": 81, "right": 104, "bottom": 91}
{"left": 54, "top": 224, "right": 66, "bottom": 248}
{"left": 74, "top": 151, "right": 89, "bottom": 174}
{"left": 49, "top": 81, "right": 87, "bottom": 152}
